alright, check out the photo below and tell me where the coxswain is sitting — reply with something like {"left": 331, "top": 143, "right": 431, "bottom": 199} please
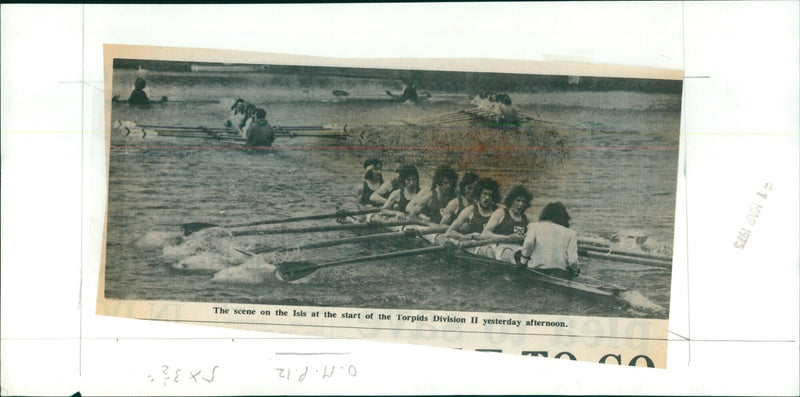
{"left": 515, "top": 201, "right": 580, "bottom": 279}
{"left": 244, "top": 108, "right": 275, "bottom": 147}
{"left": 440, "top": 171, "right": 479, "bottom": 225}
{"left": 127, "top": 77, "right": 149, "bottom": 106}
{"left": 445, "top": 177, "right": 501, "bottom": 240}
{"left": 380, "top": 164, "right": 420, "bottom": 217}
{"left": 406, "top": 165, "right": 458, "bottom": 224}
{"left": 357, "top": 158, "right": 384, "bottom": 207}
{"left": 482, "top": 185, "right": 532, "bottom": 238}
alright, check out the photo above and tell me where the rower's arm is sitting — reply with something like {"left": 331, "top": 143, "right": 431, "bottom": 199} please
{"left": 379, "top": 190, "right": 406, "bottom": 218}
{"left": 480, "top": 209, "right": 506, "bottom": 239}
{"left": 439, "top": 198, "right": 459, "bottom": 225}
{"left": 369, "top": 180, "right": 393, "bottom": 206}
{"left": 406, "top": 189, "right": 432, "bottom": 217}
{"left": 445, "top": 207, "right": 474, "bottom": 240}
{"left": 567, "top": 231, "right": 579, "bottom": 267}
{"left": 519, "top": 223, "right": 537, "bottom": 266}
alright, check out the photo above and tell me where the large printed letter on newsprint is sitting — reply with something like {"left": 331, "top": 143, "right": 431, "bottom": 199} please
{"left": 98, "top": 44, "right": 681, "bottom": 368}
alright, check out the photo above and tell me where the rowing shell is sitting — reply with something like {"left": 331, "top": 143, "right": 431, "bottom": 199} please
{"left": 360, "top": 214, "right": 664, "bottom": 314}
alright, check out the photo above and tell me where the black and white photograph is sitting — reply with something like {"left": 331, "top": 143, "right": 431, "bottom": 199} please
{"left": 103, "top": 49, "right": 680, "bottom": 319}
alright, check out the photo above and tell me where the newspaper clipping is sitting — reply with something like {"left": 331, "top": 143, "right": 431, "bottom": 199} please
{"left": 98, "top": 45, "right": 682, "bottom": 368}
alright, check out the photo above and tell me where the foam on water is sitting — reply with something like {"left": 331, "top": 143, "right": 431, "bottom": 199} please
{"left": 211, "top": 255, "right": 278, "bottom": 284}
{"left": 172, "top": 252, "right": 232, "bottom": 274}
{"left": 621, "top": 290, "right": 666, "bottom": 315}
{"left": 136, "top": 230, "right": 184, "bottom": 249}
{"left": 162, "top": 227, "right": 239, "bottom": 262}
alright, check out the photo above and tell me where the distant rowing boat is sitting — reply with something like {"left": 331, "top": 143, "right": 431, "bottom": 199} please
{"left": 112, "top": 120, "right": 349, "bottom": 146}
{"left": 111, "top": 95, "right": 221, "bottom": 104}
{"left": 190, "top": 64, "right": 267, "bottom": 73}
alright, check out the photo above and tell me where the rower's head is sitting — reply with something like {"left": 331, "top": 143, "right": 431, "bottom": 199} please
{"left": 231, "top": 98, "right": 246, "bottom": 111}
{"left": 134, "top": 77, "right": 146, "bottom": 90}
{"left": 458, "top": 172, "right": 479, "bottom": 197}
{"left": 245, "top": 104, "right": 257, "bottom": 116}
{"left": 363, "top": 158, "right": 382, "bottom": 171}
{"left": 471, "top": 178, "right": 501, "bottom": 209}
{"left": 496, "top": 93, "right": 512, "bottom": 106}
{"left": 539, "top": 201, "right": 571, "bottom": 228}
{"left": 255, "top": 108, "right": 267, "bottom": 120}
{"left": 397, "top": 164, "right": 419, "bottom": 189}
{"left": 504, "top": 185, "right": 533, "bottom": 214}
{"left": 363, "top": 158, "right": 383, "bottom": 182}
{"left": 431, "top": 165, "right": 457, "bottom": 196}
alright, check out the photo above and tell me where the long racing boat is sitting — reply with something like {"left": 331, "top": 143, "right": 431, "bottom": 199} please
{"left": 362, "top": 214, "right": 667, "bottom": 314}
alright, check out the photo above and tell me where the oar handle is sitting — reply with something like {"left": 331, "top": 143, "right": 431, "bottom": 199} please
{"left": 232, "top": 219, "right": 420, "bottom": 237}
{"left": 317, "top": 234, "right": 520, "bottom": 268}
{"left": 229, "top": 208, "right": 380, "bottom": 229}
{"left": 254, "top": 224, "right": 448, "bottom": 254}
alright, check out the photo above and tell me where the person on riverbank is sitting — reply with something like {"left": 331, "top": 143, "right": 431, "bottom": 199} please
{"left": 440, "top": 171, "right": 479, "bottom": 225}
{"left": 357, "top": 158, "right": 384, "bottom": 207}
{"left": 515, "top": 201, "right": 580, "bottom": 278}
{"left": 127, "top": 77, "right": 149, "bottom": 106}
{"left": 482, "top": 185, "right": 532, "bottom": 238}
{"left": 381, "top": 165, "right": 420, "bottom": 216}
{"left": 407, "top": 165, "right": 458, "bottom": 223}
{"left": 445, "top": 177, "right": 501, "bottom": 240}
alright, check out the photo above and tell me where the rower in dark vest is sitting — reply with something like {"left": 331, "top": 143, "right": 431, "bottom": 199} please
{"left": 440, "top": 171, "right": 479, "bottom": 225}
{"left": 127, "top": 77, "right": 149, "bottom": 106}
{"left": 380, "top": 164, "right": 420, "bottom": 218}
{"left": 243, "top": 108, "right": 275, "bottom": 147}
{"left": 369, "top": 167, "right": 402, "bottom": 207}
{"left": 357, "top": 158, "right": 384, "bottom": 207}
{"left": 445, "top": 177, "right": 501, "bottom": 240}
{"left": 482, "top": 185, "right": 533, "bottom": 238}
{"left": 407, "top": 165, "right": 458, "bottom": 224}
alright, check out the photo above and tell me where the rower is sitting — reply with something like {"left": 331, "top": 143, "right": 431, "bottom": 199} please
{"left": 357, "top": 158, "right": 384, "bottom": 207}
{"left": 238, "top": 103, "right": 258, "bottom": 134}
{"left": 127, "top": 77, "right": 149, "bottom": 106}
{"left": 515, "top": 201, "right": 580, "bottom": 279}
{"left": 440, "top": 171, "right": 479, "bottom": 225}
{"left": 244, "top": 108, "right": 275, "bottom": 147}
{"left": 445, "top": 177, "right": 501, "bottom": 241}
{"left": 225, "top": 98, "right": 248, "bottom": 129}
{"left": 482, "top": 185, "right": 532, "bottom": 238}
{"left": 380, "top": 164, "right": 420, "bottom": 217}
{"left": 406, "top": 165, "right": 458, "bottom": 224}
{"left": 369, "top": 167, "right": 402, "bottom": 206}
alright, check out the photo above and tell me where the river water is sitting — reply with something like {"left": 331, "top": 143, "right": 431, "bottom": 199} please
{"left": 105, "top": 68, "right": 680, "bottom": 319}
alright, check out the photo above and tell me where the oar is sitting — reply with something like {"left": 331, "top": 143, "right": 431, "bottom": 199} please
{"left": 238, "top": 224, "right": 449, "bottom": 256}
{"left": 519, "top": 114, "right": 571, "bottom": 127}
{"left": 276, "top": 235, "right": 523, "bottom": 282}
{"left": 579, "top": 248, "right": 671, "bottom": 269}
{"left": 181, "top": 208, "right": 381, "bottom": 236}
{"left": 231, "top": 220, "right": 423, "bottom": 237}
{"left": 579, "top": 246, "right": 672, "bottom": 263}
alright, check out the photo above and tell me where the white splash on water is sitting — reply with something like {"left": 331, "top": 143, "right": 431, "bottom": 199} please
{"left": 211, "top": 255, "right": 278, "bottom": 284}
{"left": 173, "top": 252, "right": 231, "bottom": 274}
{"left": 136, "top": 230, "right": 184, "bottom": 249}
{"left": 163, "top": 227, "right": 251, "bottom": 273}
{"left": 621, "top": 290, "right": 666, "bottom": 315}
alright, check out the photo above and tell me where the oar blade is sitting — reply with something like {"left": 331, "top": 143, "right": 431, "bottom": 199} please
{"left": 275, "top": 261, "right": 318, "bottom": 282}
{"left": 180, "top": 222, "right": 218, "bottom": 236}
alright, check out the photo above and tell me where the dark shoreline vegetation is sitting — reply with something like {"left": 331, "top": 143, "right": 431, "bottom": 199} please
{"left": 114, "top": 58, "right": 683, "bottom": 94}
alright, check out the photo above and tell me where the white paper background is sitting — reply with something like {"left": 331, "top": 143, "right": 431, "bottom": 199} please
{"left": 1, "top": 2, "right": 798, "bottom": 395}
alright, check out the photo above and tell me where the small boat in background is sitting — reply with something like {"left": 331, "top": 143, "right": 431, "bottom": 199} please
{"left": 190, "top": 64, "right": 267, "bottom": 73}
